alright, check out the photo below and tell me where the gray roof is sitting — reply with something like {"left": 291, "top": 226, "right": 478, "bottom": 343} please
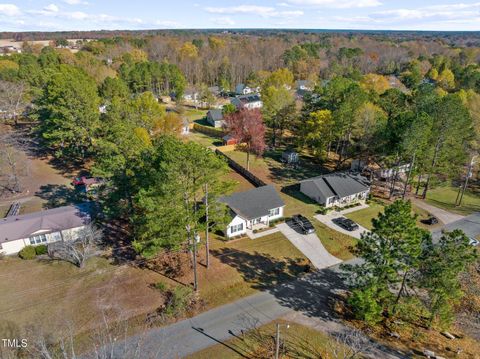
{"left": 208, "top": 109, "right": 223, "bottom": 121}
{"left": 234, "top": 94, "right": 261, "bottom": 104}
{"left": 0, "top": 204, "right": 91, "bottom": 244}
{"left": 301, "top": 173, "right": 369, "bottom": 203}
{"left": 219, "top": 185, "right": 285, "bottom": 220}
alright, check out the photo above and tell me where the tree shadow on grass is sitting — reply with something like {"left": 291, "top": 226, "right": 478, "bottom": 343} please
{"left": 211, "top": 247, "right": 343, "bottom": 321}
{"left": 35, "top": 184, "right": 86, "bottom": 209}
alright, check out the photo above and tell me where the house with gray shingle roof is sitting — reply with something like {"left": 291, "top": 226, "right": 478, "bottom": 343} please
{"left": 206, "top": 109, "right": 224, "bottom": 128}
{"left": 219, "top": 185, "right": 285, "bottom": 237}
{"left": 300, "top": 173, "right": 370, "bottom": 208}
{"left": 0, "top": 204, "right": 91, "bottom": 255}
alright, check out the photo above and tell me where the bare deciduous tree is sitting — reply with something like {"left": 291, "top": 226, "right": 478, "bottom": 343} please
{"left": 329, "top": 328, "right": 377, "bottom": 359}
{"left": 0, "top": 134, "right": 28, "bottom": 196}
{"left": 0, "top": 80, "right": 29, "bottom": 125}
{"left": 48, "top": 224, "right": 102, "bottom": 268}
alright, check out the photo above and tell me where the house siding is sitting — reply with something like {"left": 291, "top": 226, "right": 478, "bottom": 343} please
{"left": 0, "top": 226, "right": 86, "bottom": 255}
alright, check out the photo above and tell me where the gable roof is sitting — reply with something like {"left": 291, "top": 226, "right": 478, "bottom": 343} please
{"left": 0, "top": 204, "right": 91, "bottom": 244}
{"left": 208, "top": 109, "right": 223, "bottom": 121}
{"left": 219, "top": 185, "right": 284, "bottom": 220}
{"left": 301, "top": 173, "right": 369, "bottom": 203}
{"left": 234, "top": 94, "right": 261, "bottom": 104}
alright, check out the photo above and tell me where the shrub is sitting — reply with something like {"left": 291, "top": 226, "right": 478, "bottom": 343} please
{"left": 18, "top": 246, "right": 37, "bottom": 260}
{"left": 154, "top": 282, "right": 168, "bottom": 292}
{"left": 35, "top": 244, "right": 48, "bottom": 255}
{"left": 316, "top": 207, "right": 328, "bottom": 215}
{"left": 164, "top": 286, "right": 194, "bottom": 318}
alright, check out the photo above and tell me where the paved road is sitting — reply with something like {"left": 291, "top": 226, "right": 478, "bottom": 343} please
{"left": 411, "top": 198, "right": 464, "bottom": 225}
{"left": 93, "top": 260, "right": 405, "bottom": 359}
{"left": 432, "top": 212, "right": 480, "bottom": 241}
{"left": 276, "top": 223, "right": 342, "bottom": 269}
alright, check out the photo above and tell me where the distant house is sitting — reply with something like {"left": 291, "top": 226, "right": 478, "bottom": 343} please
{"left": 183, "top": 87, "right": 199, "bottom": 102}
{"left": 219, "top": 185, "right": 285, "bottom": 238}
{"left": 181, "top": 118, "right": 190, "bottom": 135}
{"left": 222, "top": 134, "right": 238, "bottom": 146}
{"left": 0, "top": 205, "right": 91, "bottom": 255}
{"left": 231, "top": 94, "right": 263, "bottom": 110}
{"left": 300, "top": 173, "right": 370, "bottom": 208}
{"left": 295, "top": 80, "right": 313, "bottom": 92}
{"left": 208, "top": 86, "right": 221, "bottom": 97}
{"left": 206, "top": 109, "right": 224, "bottom": 128}
{"left": 235, "top": 84, "right": 259, "bottom": 95}
{"left": 282, "top": 149, "right": 299, "bottom": 164}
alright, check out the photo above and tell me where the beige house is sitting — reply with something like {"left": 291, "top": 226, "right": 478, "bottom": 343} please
{"left": 0, "top": 205, "right": 91, "bottom": 255}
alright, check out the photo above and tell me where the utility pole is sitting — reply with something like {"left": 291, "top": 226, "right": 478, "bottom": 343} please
{"left": 456, "top": 155, "right": 476, "bottom": 207}
{"left": 205, "top": 183, "right": 210, "bottom": 268}
{"left": 193, "top": 231, "right": 199, "bottom": 291}
{"left": 275, "top": 323, "right": 289, "bottom": 359}
{"left": 186, "top": 224, "right": 199, "bottom": 292}
{"left": 403, "top": 152, "right": 415, "bottom": 199}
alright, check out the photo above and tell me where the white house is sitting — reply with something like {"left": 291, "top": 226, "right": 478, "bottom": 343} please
{"left": 219, "top": 185, "right": 285, "bottom": 238}
{"left": 300, "top": 173, "right": 370, "bottom": 208}
{"left": 0, "top": 205, "right": 91, "bottom": 255}
{"left": 231, "top": 94, "right": 263, "bottom": 110}
{"left": 235, "top": 83, "right": 260, "bottom": 95}
{"left": 182, "top": 88, "right": 199, "bottom": 102}
{"left": 206, "top": 109, "right": 224, "bottom": 128}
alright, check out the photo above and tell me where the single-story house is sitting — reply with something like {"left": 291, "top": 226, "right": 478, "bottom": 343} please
{"left": 222, "top": 134, "right": 238, "bottom": 146}
{"left": 300, "top": 173, "right": 370, "bottom": 208}
{"left": 231, "top": 94, "right": 263, "bottom": 110}
{"left": 183, "top": 88, "right": 199, "bottom": 102}
{"left": 208, "top": 86, "right": 221, "bottom": 97}
{"left": 219, "top": 185, "right": 285, "bottom": 238}
{"left": 206, "top": 109, "right": 224, "bottom": 128}
{"left": 295, "top": 80, "right": 313, "bottom": 92}
{"left": 235, "top": 84, "right": 259, "bottom": 95}
{"left": 0, "top": 204, "right": 91, "bottom": 255}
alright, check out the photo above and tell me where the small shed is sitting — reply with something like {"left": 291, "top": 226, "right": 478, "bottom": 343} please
{"left": 282, "top": 149, "right": 299, "bottom": 164}
{"left": 223, "top": 135, "right": 238, "bottom": 146}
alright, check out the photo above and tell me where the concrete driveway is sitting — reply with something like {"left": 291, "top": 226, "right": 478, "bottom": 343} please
{"left": 411, "top": 198, "right": 464, "bottom": 225}
{"left": 314, "top": 212, "right": 369, "bottom": 239}
{"left": 276, "top": 223, "right": 342, "bottom": 269}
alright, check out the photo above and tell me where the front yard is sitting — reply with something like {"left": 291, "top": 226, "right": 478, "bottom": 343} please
{"left": 188, "top": 320, "right": 339, "bottom": 359}
{"left": 426, "top": 184, "right": 480, "bottom": 216}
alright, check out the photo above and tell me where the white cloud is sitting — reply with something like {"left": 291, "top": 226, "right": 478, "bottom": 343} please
{"left": 205, "top": 5, "right": 303, "bottom": 18}
{"left": 0, "top": 4, "right": 21, "bottom": 16}
{"left": 63, "top": 0, "right": 88, "bottom": 5}
{"left": 287, "top": 0, "right": 381, "bottom": 8}
{"left": 44, "top": 4, "right": 59, "bottom": 13}
{"left": 211, "top": 17, "right": 236, "bottom": 26}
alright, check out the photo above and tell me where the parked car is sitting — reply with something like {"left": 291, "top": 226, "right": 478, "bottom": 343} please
{"left": 469, "top": 237, "right": 479, "bottom": 246}
{"left": 421, "top": 216, "right": 439, "bottom": 225}
{"left": 332, "top": 217, "right": 359, "bottom": 231}
{"left": 290, "top": 214, "right": 316, "bottom": 234}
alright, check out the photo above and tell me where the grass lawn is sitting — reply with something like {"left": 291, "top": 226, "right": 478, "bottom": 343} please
{"left": 344, "top": 200, "right": 442, "bottom": 231}
{"left": 195, "top": 232, "right": 311, "bottom": 309}
{"left": 426, "top": 184, "right": 480, "bottom": 215}
{"left": 0, "top": 256, "right": 166, "bottom": 337}
{"left": 187, "top": 131, "right": 222, "bottom": 148}
{"left": 224, "top": 150, "right": 328, "bottom": 187}
{"left": 182, "top": 107, "right": 208, "bottom": 123}
{"left": 187, "top": 320, "right": 338, "bottom": 359}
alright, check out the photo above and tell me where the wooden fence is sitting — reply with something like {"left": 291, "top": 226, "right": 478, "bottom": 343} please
{"left": 215, "top": 149, "right": 266, "bottom": 188}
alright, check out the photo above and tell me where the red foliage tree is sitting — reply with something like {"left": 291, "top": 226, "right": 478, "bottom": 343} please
{"left": 224, "top": 109, "right": 266, "bottom": 170}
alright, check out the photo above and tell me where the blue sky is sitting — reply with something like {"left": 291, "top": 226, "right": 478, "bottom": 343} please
{"left": 0, "top": 0, "right": 479, "bottom": 31}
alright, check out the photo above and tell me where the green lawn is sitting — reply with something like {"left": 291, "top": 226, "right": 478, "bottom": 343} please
{"left": 187, "top": 131, "right": 222, "bottom": 148}
{"left": 426, "top": 185, "right": 480, "bottom": 215}
{"left": 187, "top": 320, "right": 341, "bottom": 359}
{"left": 182, "top": 108, "right": 208, "bottom": 123}
{"left": 344, "top": 200, "right": 442, "bottom": 230}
